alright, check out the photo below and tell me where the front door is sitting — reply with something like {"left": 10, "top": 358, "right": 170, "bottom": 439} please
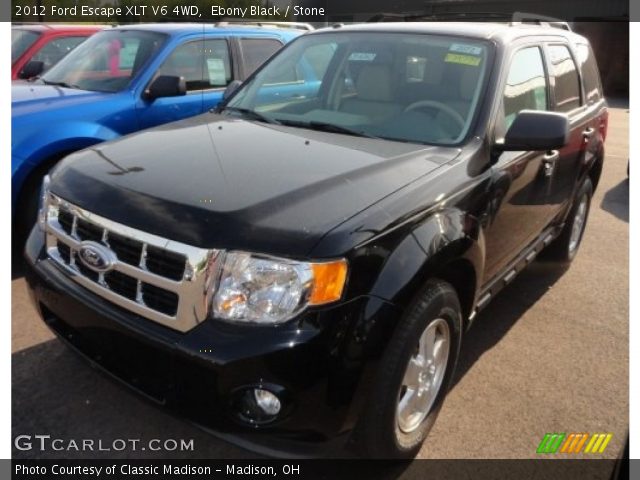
{"left": 482, "top": 45, "right": 556, "bottom": 283}
{"left": 136, "top": 38, "right": 232, "bottom": 129}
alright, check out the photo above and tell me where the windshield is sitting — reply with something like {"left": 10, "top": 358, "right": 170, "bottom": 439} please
{"left": 227, "top": 32, "right": 491, "bottom": 145}
{"left": 40, "top": 30, "right": 166, "bottom": 93}
{"left": 12, "top": 29, "right": 40, "bottom": 63}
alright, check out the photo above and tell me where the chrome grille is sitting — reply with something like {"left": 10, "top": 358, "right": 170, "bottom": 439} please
{"left": 44, "top": 194, "right": 220, "bottom": 332}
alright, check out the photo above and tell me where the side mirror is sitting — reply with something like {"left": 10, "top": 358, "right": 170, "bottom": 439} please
{"left": 19, "top": 60, "right": 45, "bottom": 80}
{"left": 497, "top": 110, "right": 570, "bottom": 152}
{"left": 222, "top": 80, "right": 243, "bottom": 102}
{"left": 145, "top": 75, "right": 186, "bottom": 100}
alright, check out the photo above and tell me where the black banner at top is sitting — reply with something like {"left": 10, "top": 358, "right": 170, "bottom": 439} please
{"left": 7, "top": 0, "right": 631, "bottom": 23}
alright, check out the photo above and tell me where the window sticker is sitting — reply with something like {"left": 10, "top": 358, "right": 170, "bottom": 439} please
{"left": 450, "top": 43, "right": 483, "bottom": 56}
{"left": 445, "top": 53, "right": 482, "bottom": 66}
{"left": 207, "top": 58, "right": 226, "bottom": 85}
{"left": 348, "top": 52, "right": 377, "bottom": 61}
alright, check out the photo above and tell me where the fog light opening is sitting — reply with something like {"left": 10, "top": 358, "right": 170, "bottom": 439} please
{"left": 235, "top": 387, "right": 283, "bottom": 425}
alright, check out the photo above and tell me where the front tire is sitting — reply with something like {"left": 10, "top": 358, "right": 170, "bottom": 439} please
{"left": 355, "top": 280, "right": 462, "bottom": 458}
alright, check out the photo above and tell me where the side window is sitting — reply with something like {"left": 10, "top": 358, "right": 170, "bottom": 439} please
{"left": 240, "top": 38, "right": 282, "bottom": 77}
{"left": 503, "top": 47, "right": 548, "bottom": 130}
{"left": 157, "top": 39, "right": 231, "bottom": 91}
{"left": 548, "top": 44, "right": 581, "bottom": 112}
{"left": 31, "top": 36, "right": 87, "bottom": 70}
{"left": 576, "top": 43, "right": 603, "bottom": 104}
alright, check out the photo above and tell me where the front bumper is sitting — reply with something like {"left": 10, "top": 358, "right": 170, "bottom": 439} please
{"left": 24, "top": 229, "right": 399, "bottom": 456}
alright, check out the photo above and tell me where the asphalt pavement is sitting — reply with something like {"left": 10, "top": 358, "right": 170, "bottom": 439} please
{"left": 11, "top": 104, "right": 629, "bottom": 461}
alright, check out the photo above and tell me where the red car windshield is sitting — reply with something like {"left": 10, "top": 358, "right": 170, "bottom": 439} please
{"left": 40, "top": 30, "right": 166, "bottom": 92}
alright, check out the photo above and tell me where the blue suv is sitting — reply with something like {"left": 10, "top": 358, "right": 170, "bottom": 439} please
{"left": 12, "top": 22, "right": 307, "bottom": 240}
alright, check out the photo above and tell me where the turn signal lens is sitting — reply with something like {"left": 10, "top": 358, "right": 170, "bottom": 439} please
{"left": 309, "top": 260, "right": 348, "bottom": 305}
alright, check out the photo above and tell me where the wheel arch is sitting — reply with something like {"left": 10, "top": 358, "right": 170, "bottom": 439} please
{"left": 13, "top": 135, "right": 111, "bottom": 209}
{"left": 369, "top": 208, "right": 484, "bottom": 329}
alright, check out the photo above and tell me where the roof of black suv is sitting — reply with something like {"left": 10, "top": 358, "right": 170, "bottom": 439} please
{"left": 313, "top": 22, "right": 587, "bottom": 45}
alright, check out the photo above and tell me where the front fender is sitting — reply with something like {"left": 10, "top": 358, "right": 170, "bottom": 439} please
{"left": 370, "top": 208, "right": 484, "bottom": 309}
{"left": 12, "top": 123, "right": 121, "bottom": 204}
{"left": 338, "top": 210, "right": 484, "bottom": 432}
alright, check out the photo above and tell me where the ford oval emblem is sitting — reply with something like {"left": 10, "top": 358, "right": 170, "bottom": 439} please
{"left": 77, "top": 241, "right": 117, "bottom": 273}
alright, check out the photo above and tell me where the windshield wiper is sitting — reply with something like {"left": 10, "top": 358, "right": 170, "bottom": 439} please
{"left": 221, "top": 106, "right": 279, "bottom": 124}
{"left": 277, "top": 119, "right": 380, "bottom": 139}
{"left": 40, "top": 79, "right": 81, "bottom": 89}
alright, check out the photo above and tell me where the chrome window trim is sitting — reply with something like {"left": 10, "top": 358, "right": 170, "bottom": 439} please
{"left": 44, "top": 194, "right": 221, "bottom": 333}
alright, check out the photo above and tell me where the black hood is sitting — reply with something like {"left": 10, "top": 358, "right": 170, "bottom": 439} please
{"left": 51, "top": 114, "right": 458, "bottom": 257}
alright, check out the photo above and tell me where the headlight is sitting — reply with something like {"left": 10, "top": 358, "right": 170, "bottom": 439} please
{"left": 212, "top": 252, "right": 348, "bottom": 324}
{"left": 37, "top": 175, "right": 51, "bottom": 231}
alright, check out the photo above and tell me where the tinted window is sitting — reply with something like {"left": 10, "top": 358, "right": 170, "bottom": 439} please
{"left": 41, "top": 30, "right": 166, "bottom": 92}
{"left": 548, "top": 44, "right": 581, "bottom": 112}
{"left": 31, "top": 36, "right": 88, "bottom": 72}
{"left": 157, "top": 39, "right": 231, "bottom": 91}
{"left": 503, "top": 47, "right": 548, "bottom": 130}
{"left": 240, "top": 38, "right": 282, "bottom": 77}
{"left": 576, "top": 43, "right": 603, "bottom": 104}
{"left": 11, "top": 29, "right": 40, "bottom": 62}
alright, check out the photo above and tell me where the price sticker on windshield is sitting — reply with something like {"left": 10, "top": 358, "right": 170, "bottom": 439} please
{"left": 445, "top": 53, "right": 482, "bottom": 66}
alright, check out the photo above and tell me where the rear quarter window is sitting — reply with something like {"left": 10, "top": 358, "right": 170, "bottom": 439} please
{"left": 576, "top": 43, "right": 604, "bottom": 104}
{"left": 548, "top": 44, "right": 582, "bottom": 113}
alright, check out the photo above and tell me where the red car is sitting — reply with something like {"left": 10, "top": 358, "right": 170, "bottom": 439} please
{"left": 11, "top": 24, "right": 103, "bottom": 80}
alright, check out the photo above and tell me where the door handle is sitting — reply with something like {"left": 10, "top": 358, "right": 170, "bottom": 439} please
{"left": 542, "top": 150, "right": 559, "bottom": 177}
{"left": 582, "top": 127, "right": 595, "bottom": 139}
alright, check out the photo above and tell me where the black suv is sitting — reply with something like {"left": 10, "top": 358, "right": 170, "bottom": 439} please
{"left": 25, "top": 22, "right": 607, "bottom": 458}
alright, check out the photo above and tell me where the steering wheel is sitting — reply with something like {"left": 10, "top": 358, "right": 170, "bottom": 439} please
{"left": 404, "top": 100, "right": 465, "bottom": 130}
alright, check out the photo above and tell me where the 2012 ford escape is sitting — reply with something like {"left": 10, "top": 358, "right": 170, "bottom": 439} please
{"left": 25, "top": 22, "right": 607, "bottom": 458}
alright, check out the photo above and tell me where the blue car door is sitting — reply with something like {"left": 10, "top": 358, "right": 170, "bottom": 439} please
{"left": 136, "top": 37, "right": 232, "bottom": 129}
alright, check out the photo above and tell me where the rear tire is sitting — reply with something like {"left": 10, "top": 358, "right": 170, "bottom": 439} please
{"left": 354, "top": 280, "right": 462, "bottom": 458}
{"left": 544, "top": 178, "right": 593, "bottom": 264}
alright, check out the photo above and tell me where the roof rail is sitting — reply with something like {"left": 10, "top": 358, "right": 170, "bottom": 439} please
{"left": 215, "top": 20, "right": 314, "bottom": 31}
{"left": 511, "top": 12, "right": 571, "bottom": 31}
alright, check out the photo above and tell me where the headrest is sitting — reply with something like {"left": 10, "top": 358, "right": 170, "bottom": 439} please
{"left": 356, "top": 64, "right": 393, "bottom": 101}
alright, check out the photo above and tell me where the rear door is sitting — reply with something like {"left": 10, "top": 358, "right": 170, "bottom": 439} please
{"left": 482, "top": 45, "right": 555, "bottom": 283}
{"left": 574, "top": 42, "right": 608, "bottom": 178}
{"left": 137, "top": 37, "right": 233, "bottom": 129}
{"left": 542, "top": 42, "right": 594, "bottom": 216}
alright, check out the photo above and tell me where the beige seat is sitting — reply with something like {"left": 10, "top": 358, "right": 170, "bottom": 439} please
{"left": 446, "top": 65, "right": 479, "bottom": 117}
{"left": 340, "top": 64, "right": 402, "bottom": 121}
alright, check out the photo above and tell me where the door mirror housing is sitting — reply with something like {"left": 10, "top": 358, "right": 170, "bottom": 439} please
{"left": 222, "top": 80, "right": 243, "bottom": 102}
{"left": 19, "top": 60, "right": 45, "bottom": 80}
{"left": 497, "top": 110, "right": 570, "bottom": 152}
{"left": 145, "top": 75, "right": 187, "bottom": 100}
